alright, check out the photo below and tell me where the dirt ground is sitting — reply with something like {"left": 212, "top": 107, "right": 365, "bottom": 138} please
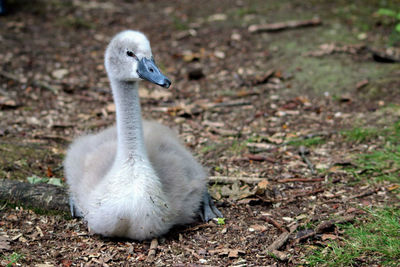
{"left": 0, "top": 0, "right": 399, "bottom": 266}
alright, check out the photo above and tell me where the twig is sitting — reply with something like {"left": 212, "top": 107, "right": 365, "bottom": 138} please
{"left": 32, "top": 134, "right": 72, "bottom": 142}
{"left": 182, "top": 222, "right": 211, "bottom": 232}
{"left": 262, "top": 216, "right": 287, "bottom": 233}
{"left": 298, "top": 146, "right": 316, "bottom": 175}
{"left": 243, "top": 153, "right": 276, "bottom": 163}
{"left": 147, "top": 238, "right": 158, "bottom": 261}
{"left": 32, "top": 80, "right": 59, "bottom": 94}
{"left": 249, "top": 18, "right": 322, "bottom": 33}
{"left": 264, "top": 223, "right": 298, "bottom": 258}
{"left": 347, "top": 187, "right": 380, "bottom": 200}
{"left": 277, "top": 178, "right": 324, "bottom": 183}
{"left": 208, "top": 100, "right": 252, "bottom": 109}
{"left": 209, "top": 176, "right": 266, "bottom": 184}
{"left": 292, "top": 215, "right": 355, "bottom": 245}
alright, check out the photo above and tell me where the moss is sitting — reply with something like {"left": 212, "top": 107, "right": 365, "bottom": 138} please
{"left": 0, "top": 141, "right": 64, "bottom": 181}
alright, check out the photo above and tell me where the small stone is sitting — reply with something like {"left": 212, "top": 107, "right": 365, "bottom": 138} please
{"left": 199, "top": 259, "right": 207, "bottom": 264}
{"left": 214, "top": 51, "right": 225, "bottom": 59}
{"left": 52, "top": 69, "right": 69, "bottom": 80}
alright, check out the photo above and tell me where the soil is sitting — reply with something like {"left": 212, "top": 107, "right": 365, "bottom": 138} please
{"left": 0, "top": 0, "right": 399, "bottom": 266}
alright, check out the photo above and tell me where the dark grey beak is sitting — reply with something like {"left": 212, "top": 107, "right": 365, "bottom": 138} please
{"left": 137, "top": 58, "right": 171, "bottom": 88}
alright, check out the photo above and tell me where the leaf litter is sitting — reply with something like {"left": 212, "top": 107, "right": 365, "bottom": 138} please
{"left": 0, "top": 0, "right": 399, "bottom": 266}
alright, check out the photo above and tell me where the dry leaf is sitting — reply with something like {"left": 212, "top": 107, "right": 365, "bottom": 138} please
{"left": 249, "top": 224, "right": 267, "bottom": 232}
{"left": 255, "top": 179, "right": 269, "bottom": 194}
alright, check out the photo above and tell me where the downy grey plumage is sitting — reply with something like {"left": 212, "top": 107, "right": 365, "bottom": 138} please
{"left": 64, "top": 30, "right": 222, "bottom": 240}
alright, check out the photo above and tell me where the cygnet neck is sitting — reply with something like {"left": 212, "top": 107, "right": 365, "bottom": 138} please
{"left": 110, "top": 79, "right": 148, "bottom": 163}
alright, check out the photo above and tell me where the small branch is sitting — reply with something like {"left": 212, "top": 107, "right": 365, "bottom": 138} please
{"left": 347, "top": 187, "right": 380, "bottom": 200}
{"left": 262, "top": 216, "right": 287, "bottom": 233}
{"left": 249, "top": 18, "right": 322, "bottom": 33}
{"left": 208, "top": 100, "right": 252, "bottom": 109}
{"left": 277, "top": 178, "right": 324, "bottom": 183}
{"left": 243, "top": 153, "right": 276, "bottom": 163}
{"left": 209, "top": 176, "right": 266, "bottom": 184}
{"left": 32, "top": 80, "right": 59, "bottom": 94}
{"left": 32, "top": 134, "right": 72, "bottom": 142}
{"left": 264, "top": 223, "right": 298, "bottom": 257}
{"left": 146, "top": 238, "right": 158, "bottom": 262}
{"left": 292, "top": 215, "right": 355, "bottom": 245}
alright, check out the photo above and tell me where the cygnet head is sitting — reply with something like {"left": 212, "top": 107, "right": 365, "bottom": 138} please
{"left": 105, "top": 30, "right": 171, "bottom": 88}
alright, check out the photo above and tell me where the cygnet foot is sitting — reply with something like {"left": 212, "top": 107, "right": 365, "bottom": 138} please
{"left": 200, "top": 191, "right": 223, "bottom": 222}
{"left": 69, "top": 197, "right": 83, "bottom": 218}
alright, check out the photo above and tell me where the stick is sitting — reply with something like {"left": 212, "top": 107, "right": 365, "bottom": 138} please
{"left": 292, "top": 215, "right": 355, "bottom": 245}
{"left": 262, "top": 216, "right": 287, "bottom": 233}
{"left": 147, "top": 238, "right": 158, "bottom": 261}
{"left": 208, "top": 100, "right": 252, "bottom": 109}
{"left": 347, "top": 188, "right": 380, "bottom": 200}
{"left": 243, "top": 153, "right": 276, "bottom": 163}
{"left": 208, "top": 176, "right": 266, "bottom": 184}
{"left": 264, "top": 224, "right": 298, "bottom": 254}
{"left": 277, "top": 178, "right": 324, "bottom": 183}
{"left": 249, "top": 18, "right": 322, "bottom": 33}
{"left": 32, "top": 134, "right": 72, "bottom": 142}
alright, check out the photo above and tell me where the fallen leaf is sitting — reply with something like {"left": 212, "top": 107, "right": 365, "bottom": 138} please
{"left": 46, "top": 167, "right": 53, "bottom": 178}
{"left": 52, "top": 69, "right": 69, "bottom": 79}
{"left": 48, "top": 178, "right": 63, "bottom": 186}
{"left": 27, "top": 175, "right": 48, "bottom": 184}
{"left": 255, "top": 179, "right": 269, "bottom": 194}
{"left": 249, "top": 224, "right": 267, "bottom": 232}
{"left": 0, "top": 96, "right": 19, "bottom": 109}
{"left": 228, "top": 249, "right": 239, "bottom": 258}
{"left": 356, "top": 79, "right": 369, "bottom": 90}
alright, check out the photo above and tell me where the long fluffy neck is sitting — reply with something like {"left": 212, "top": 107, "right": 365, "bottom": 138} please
{"left": 110, "top": 79, "right": 148, "bottom": 163}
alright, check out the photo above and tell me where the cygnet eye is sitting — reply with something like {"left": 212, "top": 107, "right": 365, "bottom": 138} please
{"left": 126, "top": 50, "right": 136, "bottom": 58}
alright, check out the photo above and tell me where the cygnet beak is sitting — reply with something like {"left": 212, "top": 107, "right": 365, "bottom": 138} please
{"left": 137, "top": 58, "right": 171, "bottom": 88}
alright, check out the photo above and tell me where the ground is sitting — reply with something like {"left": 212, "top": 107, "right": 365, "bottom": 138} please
{"left": 0, "top": 0, "right": 400, "bottom": 266}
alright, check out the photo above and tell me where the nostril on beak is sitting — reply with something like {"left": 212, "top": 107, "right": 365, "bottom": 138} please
{"left": 163, "top": 79, "right": 171, "bottom": 88}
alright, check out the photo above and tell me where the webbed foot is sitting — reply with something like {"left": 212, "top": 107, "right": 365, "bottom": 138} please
{"left": 69, "top": 197, "right": 83, "bottom": 218}
{"left": 200, "top": 191, "right": 223, "bottom": 222}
